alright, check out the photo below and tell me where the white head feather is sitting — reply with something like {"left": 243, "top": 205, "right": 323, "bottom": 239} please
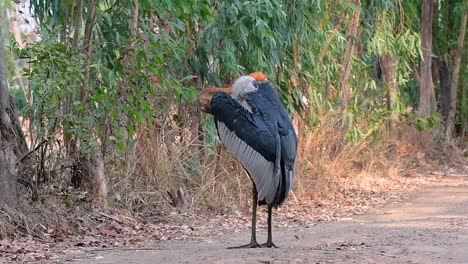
{"left": 230, "top": 75, "right": 257, "bottom": 112}
{"left": 231, "top": 76, "right": 257, "bottom": 99}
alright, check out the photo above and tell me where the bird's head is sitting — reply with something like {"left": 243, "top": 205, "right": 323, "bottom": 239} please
{"left": 197, "top": 72, "right": 267, "bottom": 113}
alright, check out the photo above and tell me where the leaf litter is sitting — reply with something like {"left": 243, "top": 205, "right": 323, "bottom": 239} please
{"left": 1, "top": 164, "right": 460, "bottom": 263}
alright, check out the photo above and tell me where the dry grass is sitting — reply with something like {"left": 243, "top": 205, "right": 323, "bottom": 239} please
{"left": 2, "top": 111, "right": 463, "bottom": 259}
{"left": 107, "top": 122, "right": 252, "bottom": 213}
{"left": 292, "top": 113, "right": 390, "bottom": 201}
{"left": 106, "top": 112, "right": 454, "bottom": 215}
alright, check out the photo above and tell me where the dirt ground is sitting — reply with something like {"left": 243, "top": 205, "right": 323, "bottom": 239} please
{"left": 64, "top": 170, "right": 468, "bottom": 264}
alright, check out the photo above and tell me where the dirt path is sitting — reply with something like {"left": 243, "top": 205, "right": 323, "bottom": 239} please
{"left": 69, "top": 172, "right": 468, "bottom": 264}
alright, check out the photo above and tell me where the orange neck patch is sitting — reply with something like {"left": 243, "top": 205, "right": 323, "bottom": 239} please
{"left": 249, "top": 72, "right": 267, "bottom": 82}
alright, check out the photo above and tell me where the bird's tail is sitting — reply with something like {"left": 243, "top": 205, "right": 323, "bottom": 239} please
{"left": 271, "top": 164, "right": 294, "bottom": 208}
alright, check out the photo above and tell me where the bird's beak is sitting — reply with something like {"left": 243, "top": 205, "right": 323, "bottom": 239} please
{"left": 197, "top": 87, "right": 232, "bottom": 113}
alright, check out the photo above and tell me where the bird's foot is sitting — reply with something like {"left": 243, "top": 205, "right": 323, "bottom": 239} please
{"left": 261, "top": 241, "right": 278, "bottom": 248}
{"left": 227, "top": 241, "right": 262, "bottom": 249}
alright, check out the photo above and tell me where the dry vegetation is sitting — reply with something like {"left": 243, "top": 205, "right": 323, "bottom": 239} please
{"left": 1, "top": 1, "right": 466, "bottom": 262}
{"left": 95, "top": 109, "right": 464, "bottom": 227}
{"left": 1, "top": 113, "right": 465, "bottom": 262}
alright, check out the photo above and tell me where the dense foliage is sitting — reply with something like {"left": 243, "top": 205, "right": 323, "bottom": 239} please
{"left": 1, "top": 0, "right": 466, "bottom": 204}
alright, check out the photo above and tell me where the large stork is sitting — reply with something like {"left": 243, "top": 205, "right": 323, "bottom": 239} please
{"left": 198, "top": 72, "right": 297, "bottom": 248}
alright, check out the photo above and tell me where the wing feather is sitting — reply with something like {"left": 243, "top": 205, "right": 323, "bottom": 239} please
{"left": 255, "top": 81, "right": 298, "bottom": 206}
{"left": 210, "top": 89, "right": 295, "bottom": 207}
{"left": 217, "top": 121, "right": 277, "bottom": 203}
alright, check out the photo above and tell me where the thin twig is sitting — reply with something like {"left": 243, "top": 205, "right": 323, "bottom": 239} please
{"left": 97, "top": 212, "right": 123, "bottom": 224}
{"left": 15, "top": 139, "right": 48, "bottom": 163}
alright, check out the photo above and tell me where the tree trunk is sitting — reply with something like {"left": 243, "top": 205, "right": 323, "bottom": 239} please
{"left": 383, "top": 55, "right": 398, "bottom": 137}
{"left": 91, "top": 153, "right": 108, "bottom": 207}
{"left": 130, "top": 0, "right": 139, "bottom": 46}
{"left": 8, "top": 9, "right": 24, "bottom": 49}
{"left": 460, "top": 79, "right": 467, "bottom": 138}
{"left": 73, "top": 0, "right": 108, "bottom": 203}
{"left": 419, "top": 0, "right": 436, "bottom": 117}
{"left": 71, "top": 0, "right": 107, "bottom": 202}
{"left": 445, "top": 12, "right": 467, "bottom": 140}
{"left": 72, "top": 0, "right": 84, "bottom": 49}
{"left": 436, "top": 58, "right": 451, "bottom": 122}
{"left": 340, "top": 0, "right": 361, "bottom": 111}
{"left": 80, "top": 0, "right": 96, "bottom": 104}
{"left": 64, "top": 0, "right": 84, "bottom": 158}
{"left": 0, "top": 28, "right": 28, "bottom": 208}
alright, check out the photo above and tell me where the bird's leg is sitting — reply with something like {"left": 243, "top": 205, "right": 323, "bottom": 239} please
{"left": 262, "top": 205, "right": 278, "bottom": 248}
{"left": 227, "top": 185, "right": 261, "bottom": 249}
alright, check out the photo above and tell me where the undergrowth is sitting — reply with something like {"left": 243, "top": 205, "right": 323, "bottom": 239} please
{"left": 1, "top": 112, "right": 464, "bottom": 244}
{"left": 104, "top": 112, "right": 459, "bottom": 215}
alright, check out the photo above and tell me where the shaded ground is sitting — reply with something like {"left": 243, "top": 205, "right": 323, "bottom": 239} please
{"left": 66, "top": 170, "right": 468, "bottom": 264}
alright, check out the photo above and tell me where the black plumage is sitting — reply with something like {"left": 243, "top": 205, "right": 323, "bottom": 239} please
{"left": 209, "top": 77, "right": 297, "bottom": 248}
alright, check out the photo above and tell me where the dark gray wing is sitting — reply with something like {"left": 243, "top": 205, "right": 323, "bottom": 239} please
{"left": 255, "top": 81, "right": 298, "bottom": 206}
{"left": 211, "top": 92, "right": 281, "bottom": 204}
